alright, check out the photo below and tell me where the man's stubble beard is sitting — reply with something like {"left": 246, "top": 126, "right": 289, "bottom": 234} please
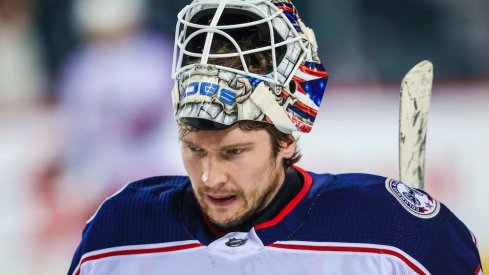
{"left": 193, "top": 159, "right": 282, "bottom": 229}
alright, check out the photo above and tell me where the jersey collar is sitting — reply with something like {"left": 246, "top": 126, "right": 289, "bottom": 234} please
{"left": 185, "top": 166, "right": 313, "bottom": 243}
{"left": 210, "top": 167, "right": 303, "bottom": 233}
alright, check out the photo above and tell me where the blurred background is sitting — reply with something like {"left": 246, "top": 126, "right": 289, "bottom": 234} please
{"left": 0, "top": 0, "right": 487, "bottom": 273}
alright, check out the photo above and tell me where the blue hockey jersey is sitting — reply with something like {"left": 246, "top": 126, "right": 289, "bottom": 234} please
{"left": 68, "top": 167, "right": 483, "bottom": 274}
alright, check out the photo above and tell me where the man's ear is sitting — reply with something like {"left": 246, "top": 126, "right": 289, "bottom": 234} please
{"left": 280, "top": 135, "right": 296, "bottom": 159}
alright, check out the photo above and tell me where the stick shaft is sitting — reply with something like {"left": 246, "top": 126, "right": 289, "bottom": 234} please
{"left": 399, "top": 60, "right": 433, "bottom": 189}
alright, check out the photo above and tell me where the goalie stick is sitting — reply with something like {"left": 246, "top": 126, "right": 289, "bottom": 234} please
{"left": 399, "top": 60, "right": 433, "bottom": 190}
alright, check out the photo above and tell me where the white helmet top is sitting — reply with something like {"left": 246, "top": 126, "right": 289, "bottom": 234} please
{"left": 172, "top": 0, "right": 328, "bottom": 133}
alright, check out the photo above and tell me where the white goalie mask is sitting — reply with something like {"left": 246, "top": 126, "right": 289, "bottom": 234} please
{"left": 172, "top": 0, "right": 329, "bottom": 133}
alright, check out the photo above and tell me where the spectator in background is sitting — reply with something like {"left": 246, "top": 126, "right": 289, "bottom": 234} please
{"left": 0, "top": 0, "right": 45, "bottom": 107}
{"left": 57, "top": 0, "right": 174, "bottom": 192}
{"left": 38, "top": 0, "right": 176, "bottom": 242}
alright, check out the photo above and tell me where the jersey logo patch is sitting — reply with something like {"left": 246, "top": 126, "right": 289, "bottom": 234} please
{"left": 386, "top": 179, "right": 440, "bottom": 219}
{"left": 225, "top": 237, "right": 248, "bottom": 247}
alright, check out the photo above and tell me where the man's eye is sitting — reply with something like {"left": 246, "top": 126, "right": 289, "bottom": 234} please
{"left": 226, "top": 148, "right": 243, "bottom": 155}
{"left": 188, "top": 146, "right": 203, "bottom": 152}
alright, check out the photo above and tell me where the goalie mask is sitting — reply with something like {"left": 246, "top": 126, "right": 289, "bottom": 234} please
{"left": 172, "top": 0, "right": 328, "bottom": 133}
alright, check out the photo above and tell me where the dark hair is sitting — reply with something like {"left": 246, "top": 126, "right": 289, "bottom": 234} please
{"left": 179, "top": 121, "right": 302, "bottom": 168}
{"left": 185, "top": 27, "right": 276, "bottom": 74}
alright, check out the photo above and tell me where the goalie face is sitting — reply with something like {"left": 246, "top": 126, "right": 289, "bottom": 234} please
{"left": 180, "top": 124, "right": 296, "bottom": 228}
{"left": 172, "top": 0, "right": 329, "bottom": 134}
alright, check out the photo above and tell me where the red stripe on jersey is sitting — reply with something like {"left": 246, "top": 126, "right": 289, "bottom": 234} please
{"left": 475, "top": 264, "right": 481, "bottom": 275}
{"left": 202, "top": 208, "right": 226, "bottom": 237}
{"left": 268, "top": 243, "right": 426, "bottom": 275}
{"left": 201, "top": 167, "right": 312, "bottom": 234}
{"left": 255, "top": 166, "right": 312, "bottom": 230}
{"left": 74, "top": 243, "right": 204, "bottom": 275}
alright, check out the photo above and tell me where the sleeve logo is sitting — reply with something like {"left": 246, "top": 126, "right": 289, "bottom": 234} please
{"left": 386, "top": 179, "right": 440, "bottom": 219}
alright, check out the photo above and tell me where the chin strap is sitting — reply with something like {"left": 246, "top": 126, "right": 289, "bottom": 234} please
{"left": 250, "top": 82, "right": 296, "bottom": 134}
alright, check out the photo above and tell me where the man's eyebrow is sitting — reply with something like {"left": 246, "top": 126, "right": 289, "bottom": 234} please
{"left": 180, "top": 139, "right": 197, "bottom": 147}
{"left": 220, "top": 142, "right": 254, "bottom": 150}
{"left": 180, "top": 139, "right": 254, "bottom": 150}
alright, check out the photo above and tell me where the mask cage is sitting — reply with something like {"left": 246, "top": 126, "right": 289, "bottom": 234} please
{"left": 172, "top": 0, "right": 307, "bottom": 88}
{"left": 181, "top": 8, "right": 287, "bottom": 75}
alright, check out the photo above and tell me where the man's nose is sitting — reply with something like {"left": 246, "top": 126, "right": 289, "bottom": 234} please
{"left": 201, "top": 156, "right": 227, "bottom": 188}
